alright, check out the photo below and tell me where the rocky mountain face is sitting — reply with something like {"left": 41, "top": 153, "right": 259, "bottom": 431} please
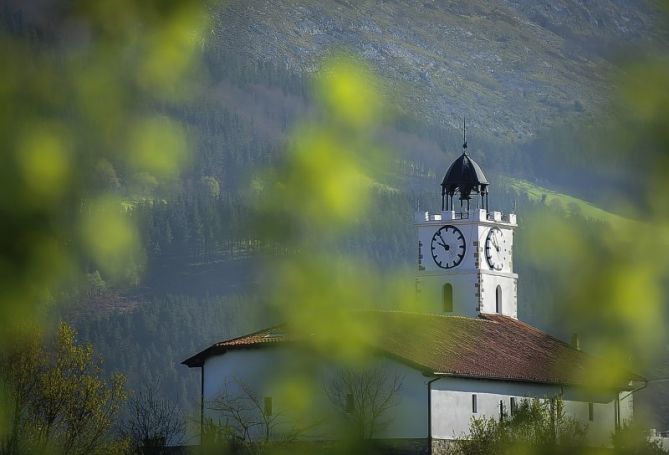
{"left": 210, "top": 0, "right": 667, "bottom": 142}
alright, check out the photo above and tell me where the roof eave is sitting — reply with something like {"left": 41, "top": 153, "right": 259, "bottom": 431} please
{"left": 182, "top": 347, "right": 219, "bottom": 368}
{"left": 182, "top": 339, "right": 290, "bottom": 368}
{"left": 429, "top": 371, "right": 641, "bottom": 391}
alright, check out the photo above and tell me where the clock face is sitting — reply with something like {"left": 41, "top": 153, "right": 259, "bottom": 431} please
{"left": 485, "top": 227, "right": 509, "bottom": 271}
{"left": 431, "top": 225, "right": 466, "bottom": 269}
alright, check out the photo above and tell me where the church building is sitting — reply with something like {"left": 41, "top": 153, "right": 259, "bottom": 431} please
{"left": 183, "top": 135, "right": 643, "bottom": 452}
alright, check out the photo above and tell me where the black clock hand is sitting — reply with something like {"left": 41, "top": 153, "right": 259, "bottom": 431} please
{"left": 437, "top": 232, "right": 453, "bottom": 250}
{"left": 493, "top": 235, "right": 501, "bottom": 252}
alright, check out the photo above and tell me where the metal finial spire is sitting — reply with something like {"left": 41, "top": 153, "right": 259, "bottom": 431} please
{"left": 462, "top": 117, "right": 468, "bottom": 153}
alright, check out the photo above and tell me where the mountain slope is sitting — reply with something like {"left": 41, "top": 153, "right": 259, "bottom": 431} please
{"left": 210, "top": 0, "right": 667, "bottom": 142}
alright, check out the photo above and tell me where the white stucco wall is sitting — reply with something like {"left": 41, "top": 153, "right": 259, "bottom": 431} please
{"left": 416, "top": 273, "right": 479, "bottom": 317}
{"left": 202, "top": 347, "right": 429, "bottom": 440}
{"left": 430, "top": 376, "right": 632, "bottom": 446}
{"left": 201, "top": 346, "right": 634, "bottom": 446}
{"left": 479, "top": 271, "right": 517, "bottom": 317}
{"left": 430, "top": 377, "right": 561, "bottom": 440}
{"left": 203, "top": 346, "right": 328, "bottom": 439}
{"left": 620, "top": 390, "right": 634, "bottom": 423}
{"left": 366, "top": 358, "right": 429, "bottom": 439}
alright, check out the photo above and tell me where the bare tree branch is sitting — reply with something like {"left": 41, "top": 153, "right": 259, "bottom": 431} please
{"left": 205, "top": 378, "right": 307, "bottom": 452}
{"left": 325, "top": 366, "right": 403, "bottom": 439}
{"left": 119, "top": 381, "right": 184, "bottom": 453}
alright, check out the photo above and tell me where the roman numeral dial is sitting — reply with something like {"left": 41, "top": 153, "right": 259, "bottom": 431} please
{"left": 430, "top": 225, "right": 466, "bottom": 269}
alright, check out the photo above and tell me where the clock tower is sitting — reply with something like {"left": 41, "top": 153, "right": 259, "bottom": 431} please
{"left": 415, "top": 126, "right": 518, "bottom": 318}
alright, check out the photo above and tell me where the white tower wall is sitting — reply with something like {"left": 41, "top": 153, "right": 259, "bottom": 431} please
{"left": 415, "top": 209, "right": 518, "bottom": 318}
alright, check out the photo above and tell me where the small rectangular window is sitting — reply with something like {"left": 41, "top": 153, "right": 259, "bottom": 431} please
{"left": 472, "top": 394, "right": 478, "bottom": 413}
{"left": 264, "top": 397, "right": 273, "bottom": 416}
{"left": 588, "top": 402, "right": 594, "bottom": 421}
{"left": 443, "top": 283, "right": 454, "bottom": 313}
{"left": 510, "top": 397, "right": 517, "bottom": 415}
{"left": 345, "top": 394, "right": 354, "bottom": 413}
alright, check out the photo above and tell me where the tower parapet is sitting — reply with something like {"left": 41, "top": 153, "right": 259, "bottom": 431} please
{"left": 416, "top": 209, "right": 516, "bottom": 225}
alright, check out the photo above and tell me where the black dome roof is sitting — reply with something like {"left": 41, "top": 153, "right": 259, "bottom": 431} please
{"left": 441, "top": 151, "right": 489, "bottom": 200}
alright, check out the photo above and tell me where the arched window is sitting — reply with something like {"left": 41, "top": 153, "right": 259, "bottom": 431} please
{"left": 496, "top": 285, "right": 502, "bottom": 314}
{"left": 443, "top": 283, "right": 453, "bottom": 313}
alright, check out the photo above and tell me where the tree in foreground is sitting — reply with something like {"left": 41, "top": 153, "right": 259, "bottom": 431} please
{"left": 119, "top": 383, "right": 184, "bottom": 454}
{"left": 611, "top": 421, "right": 665, "bottom": 455}
{"left": 203, "top": 379, "right": 304, "bottom": 454}
{"left": 0, "top": 323, "right": 127, "bottom": 455}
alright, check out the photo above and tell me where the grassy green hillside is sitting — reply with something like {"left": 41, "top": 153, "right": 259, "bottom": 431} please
{"left": 502, "top": 176, "right": 637, "bottom": 227}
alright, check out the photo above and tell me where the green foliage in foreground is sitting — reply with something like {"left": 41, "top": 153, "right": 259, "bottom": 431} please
{"left": 450, "top": 398, "right": 665, "bottom": 455}
{"left": 611, "top": 422, "right": 665, "bottom": 455}
{"left": 450, "top": 398, "right": 586, "bottom": 455}
{"left": 0, "top": 323, "right": 127, "bottom": 455}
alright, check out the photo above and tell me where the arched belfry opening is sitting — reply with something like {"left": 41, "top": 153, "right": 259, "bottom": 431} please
{"left": 441, "top": 119, "right": 489, "bottom": 212}
{"left": 496, "top": 285, "right": 502, "bottom": 314}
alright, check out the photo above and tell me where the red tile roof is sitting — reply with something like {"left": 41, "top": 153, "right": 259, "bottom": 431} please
{"left": 182, "top": 325, "right": 288, "bottom": 367}
{"left": 182, "top": 311, "right": 643, "bottom": 388}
